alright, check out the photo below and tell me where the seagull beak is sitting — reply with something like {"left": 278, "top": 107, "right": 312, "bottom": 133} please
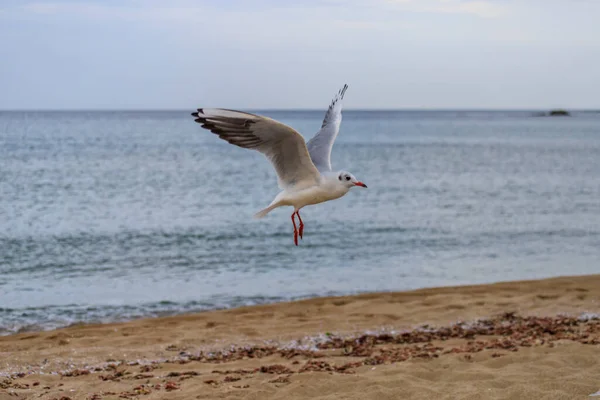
{"left": 354, "top": 181, "right": 367, "bottom": 188}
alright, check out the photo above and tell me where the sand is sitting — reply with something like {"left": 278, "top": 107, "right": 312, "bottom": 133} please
{"left": 1, "top": 274, "right": 600, "bottom": 400}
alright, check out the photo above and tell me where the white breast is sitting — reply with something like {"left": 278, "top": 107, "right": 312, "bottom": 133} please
{"left": 283, "top": 180, "right": 349, "bottom": 209}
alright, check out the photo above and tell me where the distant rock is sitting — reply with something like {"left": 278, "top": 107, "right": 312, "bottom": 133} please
{"left": 532, "top": 109, "right": 571, "bottom": 117}
{"left": 548, "top": 109, "right": 570, "bottom": 116}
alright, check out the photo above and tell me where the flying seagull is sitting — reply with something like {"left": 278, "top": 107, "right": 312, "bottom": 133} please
{"left": 191, "top": 84, "right": 366, "bottom": 245}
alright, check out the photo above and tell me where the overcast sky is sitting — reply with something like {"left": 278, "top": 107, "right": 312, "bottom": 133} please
{"left": 1, "top": 0, "right": 599, "bottom": 110}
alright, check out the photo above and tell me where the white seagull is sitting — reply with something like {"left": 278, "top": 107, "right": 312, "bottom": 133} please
{"left": 191, "top": 84, "right": 367, "bottom": 245}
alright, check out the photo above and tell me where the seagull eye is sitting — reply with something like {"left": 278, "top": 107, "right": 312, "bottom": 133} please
{"left": 345, "top": 176, "right": 351, "bottom": 181}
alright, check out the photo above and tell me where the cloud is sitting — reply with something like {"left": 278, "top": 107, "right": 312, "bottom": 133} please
{"left": 430, "top": 1, "right": 504, "bottom": 18}
{"left": 10, "top": 1, "right": 412, "bottom": 49}
{"left": 19, "top": 2, "right": 196, "bottom": 21}
{"left": 385, "top": 0, "right": 505, "bottom": 18}
{"left": 15, "top": 0, "right": 505, "bottom": 22}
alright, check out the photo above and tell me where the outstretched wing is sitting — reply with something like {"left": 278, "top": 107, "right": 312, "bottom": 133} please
{"left": 192, "top": 108, "right": 321, "bottom": 190}
{"left": 306, "top": 84, "right": 348, "bottom": 172}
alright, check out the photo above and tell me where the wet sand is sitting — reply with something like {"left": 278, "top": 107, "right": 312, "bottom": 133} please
{"left": 1, "top": 274, "right": 600, "bottom": 399}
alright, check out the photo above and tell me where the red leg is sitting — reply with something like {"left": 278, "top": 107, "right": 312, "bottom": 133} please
{"left": 296, "top": 211, "right": 304, "bottom": 239}
{"left": 291, "top": 211, "right": 298, "bottom": 246}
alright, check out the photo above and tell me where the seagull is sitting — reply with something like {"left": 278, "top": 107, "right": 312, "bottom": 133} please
{"left": 191, "top": 84, "right": 367, "bottom": 246}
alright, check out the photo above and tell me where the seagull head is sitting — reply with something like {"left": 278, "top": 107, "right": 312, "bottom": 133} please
{"left": 337, "top": 171, "right": 367, "bottom": 189}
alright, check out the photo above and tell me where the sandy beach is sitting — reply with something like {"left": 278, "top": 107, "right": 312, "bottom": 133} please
{"left": 1, "top": 274, "right": 600, "bottom": 400}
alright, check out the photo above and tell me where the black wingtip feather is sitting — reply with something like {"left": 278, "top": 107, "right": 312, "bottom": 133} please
{"left": 340, "top": 84, "right": 348, "bottom": 99}
{"left": 319, "top": 85, "right": 349, "bottom": 128}
{"left": 328, "top": 84, "right": 349, "bottom": 109}
{"left": 189, "top": 111, "right": 264, "bottom": 151}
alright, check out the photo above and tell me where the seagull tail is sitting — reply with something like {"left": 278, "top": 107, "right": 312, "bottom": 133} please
{"left": 253, "top": 203, "right": 279, "bottom": 219}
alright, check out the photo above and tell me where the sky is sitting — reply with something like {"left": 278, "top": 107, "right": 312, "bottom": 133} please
{"left": 1, "top": 0, "right": 599, "bottom": 110}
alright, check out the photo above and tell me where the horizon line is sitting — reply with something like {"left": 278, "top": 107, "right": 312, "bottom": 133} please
{"left": 1, "top": 107, "right": 598, "bottom": 112}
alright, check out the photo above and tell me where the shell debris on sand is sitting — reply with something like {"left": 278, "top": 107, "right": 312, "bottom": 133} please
{"left": 1, "top": 311, "right": 599, "bottom": 398}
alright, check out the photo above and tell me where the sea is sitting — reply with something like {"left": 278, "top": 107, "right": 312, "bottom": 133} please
{"left": 1, "top": 110, "right": 599, "bottom": 335}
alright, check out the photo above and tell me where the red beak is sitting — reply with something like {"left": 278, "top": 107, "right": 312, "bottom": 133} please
{"left": 354, "top": 181, "right": 367, "bottom": 188}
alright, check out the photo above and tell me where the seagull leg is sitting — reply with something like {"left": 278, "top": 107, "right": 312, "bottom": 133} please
{"left": 296, "top": 211, "right": 304, "bottom": 239}
{"left": 291, "top": 211, "right": 298, "bottom": 246}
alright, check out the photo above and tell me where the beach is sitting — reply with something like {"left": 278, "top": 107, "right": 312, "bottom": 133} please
{"left": 1, "top": 274, "right": 599, "bottom": 399}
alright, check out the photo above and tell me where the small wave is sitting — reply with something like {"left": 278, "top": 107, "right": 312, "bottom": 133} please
{"left": 0, "top": 295, "right": 291, "bottom": 336}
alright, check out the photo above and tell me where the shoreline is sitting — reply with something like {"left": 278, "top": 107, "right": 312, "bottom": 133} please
{"left": 4, "top": 272, "right": 598, "bottom": 338}
{"left": 1, "top": 274, "right": 600, "bottom": 399}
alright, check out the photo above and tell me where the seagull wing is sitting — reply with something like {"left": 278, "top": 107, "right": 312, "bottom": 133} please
{"left": 306, "top": 84, "right": 348, "bottom": 172}
{"left": 192, "top": 108, "right": 321, "bottom": 190}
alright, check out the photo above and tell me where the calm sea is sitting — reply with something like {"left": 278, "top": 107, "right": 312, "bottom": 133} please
{"left": 1, "top": 110, "right": 599, "bottom": 334}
